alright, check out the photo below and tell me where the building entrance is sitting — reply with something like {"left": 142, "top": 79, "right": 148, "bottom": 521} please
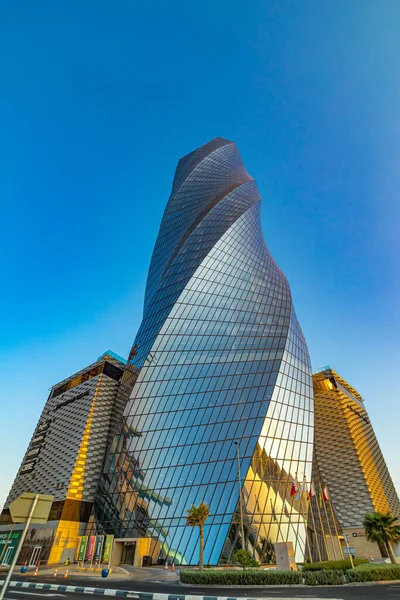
{"left": 120, "top": 542, "right": 136, "bottom": 565}
{"left": 1, "top": 547, "right": 13, "bottom": 565}
{"left": 29, "top": 546, "right": 42, "bottom": 566}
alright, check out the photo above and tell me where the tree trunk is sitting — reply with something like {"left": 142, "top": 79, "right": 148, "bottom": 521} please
{"left": 386, "top": 541, "right": 397, "bottom": 565}
{"left": 199, "top": 525, "right": 204, "bottom": 571}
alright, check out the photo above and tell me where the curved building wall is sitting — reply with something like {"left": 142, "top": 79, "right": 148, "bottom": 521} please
{"left": 96, "top": 138, "right": 314, "bottom": 564}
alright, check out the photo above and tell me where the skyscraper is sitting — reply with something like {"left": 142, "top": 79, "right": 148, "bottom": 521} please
{"left": 96, "top": 138, "right": 314, "bottom": 565}
{"left": 313, "top": 366, "right": 400, "bottom": 559}
{"left": 0, "top": 351, "right": 131, "bottom": 566}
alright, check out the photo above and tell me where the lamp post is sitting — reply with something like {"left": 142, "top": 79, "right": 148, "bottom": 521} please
{"left": 233, "top": 441, "right": 246, "bottom": 550}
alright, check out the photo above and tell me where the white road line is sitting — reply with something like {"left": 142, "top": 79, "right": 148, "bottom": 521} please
{"left": 6, "top": 592, "right": 66, "bottom": 597}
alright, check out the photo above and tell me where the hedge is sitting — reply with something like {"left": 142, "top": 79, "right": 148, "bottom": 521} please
{"left": 304, "top": 569, "right": 345, "bottom": 586}
{"left": 180, "top": 569, "right": 303, "bottom": 585}
{"left": 180, "top": 564, "right": 400, "bottom": 586}
{"left": 346, "top": 565, "right": 400, "bottom": 582}
{"left": 302, "top": 558, "right": 367, "bottom": 572}
{"left": 354, "top": 561, "right": 395, "bottom": 570}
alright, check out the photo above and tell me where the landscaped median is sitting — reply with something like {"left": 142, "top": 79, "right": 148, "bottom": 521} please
{"left": 180, "top": 569, "right": 303, "bottom": 585}
{"left": 346, "top": 564, "right": 400, "bottom": 582}
{"left": 301, "top": 558, "right": 368, "bottom": 571}
{"left": 180, "top": 562, "right": 400, "bottom": 586}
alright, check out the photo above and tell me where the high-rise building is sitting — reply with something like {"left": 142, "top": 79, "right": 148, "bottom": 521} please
{"left": 313, "top": 366, "right": 400, "bottom": 559}
{"left": 94, "top": 137, "right": 314, "bottom": 565}
{"left": 0, "top": 351, "right": 133, "bottom": 566}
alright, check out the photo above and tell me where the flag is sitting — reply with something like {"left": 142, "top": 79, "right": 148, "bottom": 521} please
{"left": 318, "top": 485, "right": 323, "bottom": 507}
{"left": 290, "top": 476, "right": 298, "bottom": 497}
{"left": 308, "top": 482, "right": 315, "bottom": 501}
{"left": 296, "top": 480, "right": 304, "bottom": 501}
{"left": 323, "top": 486, "right": 329, "bottom": 501}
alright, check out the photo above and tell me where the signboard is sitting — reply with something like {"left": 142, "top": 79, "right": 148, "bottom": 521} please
{"left": 32, "top": 434, "right": 45, "bottom": 445}
{"left": 0, "top": 532, "right": 21, "bottom": 565}
{"left": 26, "top": 447, "right": 41, "bottom": 459}
{"left": 86, "top": 536, "right": 96, "bottom": 561}
{"left": 37, "top": 419, "right": 51, "bottom": 433}
{"left": 9, "top": 493, "right": 53, "bottom": 525}
{"left": 102, "top": 535, "right": 114, "bottom": 563}
{"left": 93, "top": 536, "right": 104, "bottom": 563}
{"left": 20, "top": 463, "right": 36, "bottom": 474}
{"left": 77, "top": 536, "right": 88, "bottom": 561}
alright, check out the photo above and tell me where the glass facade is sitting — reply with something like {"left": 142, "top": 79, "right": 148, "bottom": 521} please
{"left": 95, "top": 137, "right": 314, "bottom": 564}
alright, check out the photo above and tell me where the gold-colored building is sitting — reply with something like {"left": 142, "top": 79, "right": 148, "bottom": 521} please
{"left": 313, "top": 366, "right": 400, "bottom": 559}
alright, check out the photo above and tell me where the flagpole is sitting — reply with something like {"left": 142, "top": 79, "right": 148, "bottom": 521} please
{"left": 298, "top": 482, "right": 313, "bottom": 563}
{"left": 321, "top": 485, "right": 338, "bottom": 560}
{"left": 307, "top": 482, "right": 322, "bottom": 562}
{"left": 290, "top": 473, "right": 299, "bottom": 559}
{"left": 327, "top": 491, "right": 344, "bottom": 559}
{"left": 316, "top": 483, "right": 330, "bottom": 560}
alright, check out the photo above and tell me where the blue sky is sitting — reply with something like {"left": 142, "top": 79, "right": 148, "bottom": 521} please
{"left": 1, "top": 1, "right": 399, "bottom": 508}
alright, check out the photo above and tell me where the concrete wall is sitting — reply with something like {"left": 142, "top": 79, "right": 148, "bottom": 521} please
{"left": 342, "top": 527, "right": 382, "bottom": 559}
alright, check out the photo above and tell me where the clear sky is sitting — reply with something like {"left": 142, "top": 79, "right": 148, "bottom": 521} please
{"left": 1, "top": 1, "right": 399, "bottom": 509}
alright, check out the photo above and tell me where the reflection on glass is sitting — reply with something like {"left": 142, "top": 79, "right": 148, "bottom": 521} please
{"left": 93, "top": 138, "right": 314, "bottom": 564}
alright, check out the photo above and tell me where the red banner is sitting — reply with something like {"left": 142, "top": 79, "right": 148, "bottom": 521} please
{"left": 86, "top": 535, "right": 96, "bottom": 561}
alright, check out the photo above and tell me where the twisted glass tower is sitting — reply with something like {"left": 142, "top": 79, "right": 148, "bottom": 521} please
{"left": 97, "top": 137, "right": 314, "bottom": 564}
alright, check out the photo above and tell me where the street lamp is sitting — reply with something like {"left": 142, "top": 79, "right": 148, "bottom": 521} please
{"left": 233, "top": 441, "right": 246, "bottom": 550}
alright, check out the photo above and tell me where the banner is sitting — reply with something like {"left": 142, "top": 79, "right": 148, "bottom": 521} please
{"left": 102, "top": 534, "right": 114, "bottom": 563}
{"left": 77, "top": 536, "right": 88, "bottom": 562}
{"left": 86, "top": 535, "right": 96, "bottom": 561}
{"left": 93, "top": 535, "right": 104, "bottom": 563}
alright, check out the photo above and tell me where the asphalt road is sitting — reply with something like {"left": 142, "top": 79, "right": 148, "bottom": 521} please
{"left": 1, "top": 575, "right": 400, "bottom": 600}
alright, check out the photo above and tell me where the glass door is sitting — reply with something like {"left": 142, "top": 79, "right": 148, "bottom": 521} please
{"left": 2, "top": 547, "right": 13, "bottom": 565}
{"left": 120, "top": 542, "right": 136, "bottom": 565}
{"left": 29, "top": 546, "right": 42, "bottom": 566}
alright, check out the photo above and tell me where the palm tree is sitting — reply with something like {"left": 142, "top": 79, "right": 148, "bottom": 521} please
{"left": 186, "top": 501, "right": 210, "bottom": 570}
{"left": 363, "top": 512, "right": 400, "bottom": 564}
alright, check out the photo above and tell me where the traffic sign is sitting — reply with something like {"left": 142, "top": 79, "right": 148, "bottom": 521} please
{"left": 0, "top": 494, "right": 54, "bottom": 600}
{"left": 9, "top": 493, "right": 53, "bottom": 524}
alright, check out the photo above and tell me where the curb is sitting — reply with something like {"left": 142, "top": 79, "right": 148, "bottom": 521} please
{"left": 1, "top": 578, "right": 399, "bottom": 597}
{"left": 0, "top": 580, "right": 310, "bottom": 599}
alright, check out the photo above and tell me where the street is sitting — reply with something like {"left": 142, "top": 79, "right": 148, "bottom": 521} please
{"left": 1, "top": 574, "right": 400, "bottom": 599}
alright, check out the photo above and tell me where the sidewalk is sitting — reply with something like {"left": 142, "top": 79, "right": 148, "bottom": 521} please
{"left": 1, "top": 564, "right": 180, "bottom": 583}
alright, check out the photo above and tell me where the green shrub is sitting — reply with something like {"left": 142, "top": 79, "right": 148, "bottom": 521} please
{"left": 233, "top": 550, "right": 259, "bottom": 569}
{"left": 302, "top": 558, "right": 367, "bottom": 572}
{"left": 180, "top": 569, "right": 303, "bottom": 585}
{"left": 346, "top": 565, "right": 400, "bottom": 582}
{"left": 304, "top": 569, "right": 345, "bottom": 586}
{"left": 354, "top": 561, "right": 393, "bottom": 570}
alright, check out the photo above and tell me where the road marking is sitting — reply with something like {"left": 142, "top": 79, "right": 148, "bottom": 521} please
{"left": 7, "top": 593, "right": 66, "bottom": 597}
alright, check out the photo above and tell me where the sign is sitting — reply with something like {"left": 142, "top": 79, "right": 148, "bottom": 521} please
{"left": 20, "top": 462, "right": 36, "bottom": 474}
{"left": 86, "top": 536, "right": 96, "bottom": 561}
{"left": 54, "top": 391, "right": 89, "bottom": 412}
{"left": 352, "top": 531, "right": 366, "bottom": 538}
{"left": 32, "top": 434, "right": 45, "bottom": 445}
{"left": 77, "top": 536, "right": 88, "bottom": 561}
{"left": 9, "top": 493, "right": 54, "bottom": 525}
{"left": 102, "top": 535, "right": 114, "bottom": 563}
{"left": 0, "top": 532, "right": 21, "bottom": 565}
{"left": 26, "top": 447, "right": 41, "bottom": 458}
{"left": 37, "top": 420, "right": 51, "bottom": 433}
{"left": 93, "top": 536, "right": 104, "bottom": 563}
